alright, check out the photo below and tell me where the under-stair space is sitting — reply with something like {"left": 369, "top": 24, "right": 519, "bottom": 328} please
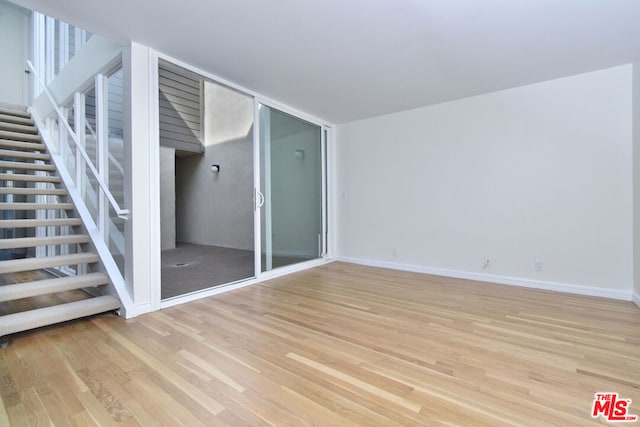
{"left": 0, "top": 104, "right": 120, "bottom": 342}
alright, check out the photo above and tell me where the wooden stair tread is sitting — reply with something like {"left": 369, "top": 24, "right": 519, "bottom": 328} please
{"left": 0, "top": 139, "right": 46, "bottom": 151}
{"left": 0, "top": 234, "right": 90, "bottom": 250}
{"left": 0, "top": 187, "right": 67, "bottom": 196}
{"left": 0, "top": 106, "right": 30, "bottom": 118}
{"left": 0, "top": 218, "right": 82, "bottom": 228}
{"left": 0, "top": 122, "right": 38, "bottom": 134}
{"left": 0, "top": 130, "right": 41, "bottom": 143}
{"left": 0, "top": 173, "right": 60, "bottom": 183}
{"left": 0, "top": 149, "right": 49, "bottom": 160}
{"left": 0, "top": 253, "right": 99, "bottom": 274}
{"left": 0, "top": 202, "right": 74, "bottom": 210}
{"left": 0, "top": 160, "right": 55, "bottom": 171}
{"left": 0, "top": 113, "right": 33, "bottom": 126}
{"left": 0, "top": 295, "right": 120, "bottom": 338}
{"left": 0, "top": 273, "right": 108, "bottom": 302}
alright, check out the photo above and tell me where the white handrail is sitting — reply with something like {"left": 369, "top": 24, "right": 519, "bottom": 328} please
{"left": 27, "top": 60, "right": 129, "bottom": 219}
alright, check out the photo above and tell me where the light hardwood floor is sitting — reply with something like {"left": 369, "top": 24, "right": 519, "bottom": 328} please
{"left": 1, "top": 262, "right": 639, "bottom": 426}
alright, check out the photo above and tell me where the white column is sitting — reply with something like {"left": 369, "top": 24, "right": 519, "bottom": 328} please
{"left": 44, "top": 16, "right": 55, "bottom": 84}
{"left": 123, "top": 42, "right": 154, "bottom": 313}
{"left": 74, "top": 92, "right": 86, "bottom": 203}
{"left": 32, "top": 12, "right": 45, "bottom": 97}
{"left": 96, "top": 73, "right": 109, "bottom": 241}
{"left": 58, "top": 22, "right": 69, "bottom": 72}
{"left": 260, "top": 105, "right": 273, "bottom": 271}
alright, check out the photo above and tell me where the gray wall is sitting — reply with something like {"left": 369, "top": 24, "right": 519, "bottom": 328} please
{"left": 0, "top": 1, "right": 28, "bottom": 105}
{"left": 160, "top": 146, "right": 176, "bottom": 250}
{"left": 175, "top": 80, "right": 254, "bottom": 250}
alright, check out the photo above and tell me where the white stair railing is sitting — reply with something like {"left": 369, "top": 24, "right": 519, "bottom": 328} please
{"left": 27, "top": 60, "right": 133, "bottom": 316}
{"left": 27, "top": 61, "right": 128, "bottom": 219}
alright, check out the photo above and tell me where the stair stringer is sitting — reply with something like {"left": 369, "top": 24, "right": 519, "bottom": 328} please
{"left": 29, "top": 108, "right": 135, "bottom": 318}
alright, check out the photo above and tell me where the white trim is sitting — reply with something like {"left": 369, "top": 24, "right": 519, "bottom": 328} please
{"left": 32, "top": 12, "right": 45, "bottom": 97}
{"left": 122, "top": 302, "right": 152, "bottom": 319}
{"left": 58, "top": 22, "right": 69, "bottom": 73}
{"left": 261, "top": 105, "right": 273, "bottom": 270}
{"left": 633, "top": 292, "right": 640, "bottom": 309}
{"left": 147, "top": 49, "right": 162, "bottom": 312}
{"left": 326, "top": 126, "right": 337, "bottom": 260}
{"left": 96, "top": 73, "right": 109, "bottom": 240}
{"left": 74, "top": 92, "right": 86, "bottom": 216}
{"left": 45, "top": 17, "right": 55, "bottom": 83}
{"left": 321, "top": 127, "right": 328, "bottom": 256}
{"left": 44, "top": 16, "right": 55, "bottom": 84}
{"left": 253, "top": 100, "right": 262, "bottom": 277}
{"left": 160, "top": 257, "right": 333, "bottom": 309}
{"left": 339, "top": 256, "right": 633, "bottom": 301}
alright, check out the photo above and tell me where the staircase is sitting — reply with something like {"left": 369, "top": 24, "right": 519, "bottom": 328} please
{"left": 0, "top": 104, "right": 120, "bottom": 341}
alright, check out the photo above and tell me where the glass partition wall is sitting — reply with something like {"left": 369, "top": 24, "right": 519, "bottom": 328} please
{"left": 258, "top": 105, "right": 324, "bottom": 271}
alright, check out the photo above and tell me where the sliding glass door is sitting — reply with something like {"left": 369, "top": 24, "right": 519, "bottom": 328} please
{"left": 154, "top": 58, "right": 330, "bottom": 306}
{"left": 258, "top": 105, "right": 325, "bottom": 272}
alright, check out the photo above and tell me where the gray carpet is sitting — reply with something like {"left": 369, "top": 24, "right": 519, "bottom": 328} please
{"left": 161, "top": 243, "right": 255, "bottom": 299}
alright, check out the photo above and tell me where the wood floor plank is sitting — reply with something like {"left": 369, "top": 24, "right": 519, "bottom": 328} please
{"left": 1, "top": 261, "right": 639, "bottom": 425}
{"left": 0, "top": 393, "right": 8, "bottom": 426}
{"left": 20, "top": 387, "right": 53, "bottom": 427}
{"left": 94, "top": 319, "right": 226, "bottom": 417}
{"left": 123, "top": 369, "right": 202, "bottom": 427}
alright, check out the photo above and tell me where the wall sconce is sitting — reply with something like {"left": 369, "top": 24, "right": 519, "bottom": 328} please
{"left": 211, "top": 164, "right": 220, "bottom": 172}
{"left": 294, "top": 149, "right": 305, "bottom": 159}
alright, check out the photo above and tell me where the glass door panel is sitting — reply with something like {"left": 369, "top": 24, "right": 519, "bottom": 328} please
{"left": 259, "top": 105, "right": 323, "bottom": 271}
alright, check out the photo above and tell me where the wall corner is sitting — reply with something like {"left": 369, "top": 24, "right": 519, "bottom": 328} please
{"left": 633, "top": 62, "right": 640, "bottom": 302}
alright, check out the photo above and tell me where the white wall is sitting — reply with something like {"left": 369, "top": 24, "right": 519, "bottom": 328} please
{"left": 633, "top": 62, "right": 640, "bottom": 307}
{"left": 337, "top": 65, "right": 633, "bottom": 299}
{"left": 0, "top": 1, "right": 28, "bottom": 105}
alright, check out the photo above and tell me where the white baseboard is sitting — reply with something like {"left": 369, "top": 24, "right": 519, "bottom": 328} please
{"left": 338, "top": 257, "right": 632, "bottom": 301}
{"left": 633, "top": 292, "right": 640, "bottom": 309}
{"left": 122, "top": 303, "right": 153, "bottom": 319}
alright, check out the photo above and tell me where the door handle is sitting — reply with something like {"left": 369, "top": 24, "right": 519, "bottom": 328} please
{"left": 256, "top": 190, "right": 265, "bottom": 208}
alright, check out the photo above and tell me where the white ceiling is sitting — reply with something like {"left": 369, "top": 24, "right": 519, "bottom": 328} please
{"left": 10, "top": 0, "right": 640, "bottom": 124}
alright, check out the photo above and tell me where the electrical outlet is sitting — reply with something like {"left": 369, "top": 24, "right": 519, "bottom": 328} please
{"left": 535, "top": 260, "right": 543, "bottom": 272}
{"left": 483, "top": 257, "right": 491, "bottom": 269}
